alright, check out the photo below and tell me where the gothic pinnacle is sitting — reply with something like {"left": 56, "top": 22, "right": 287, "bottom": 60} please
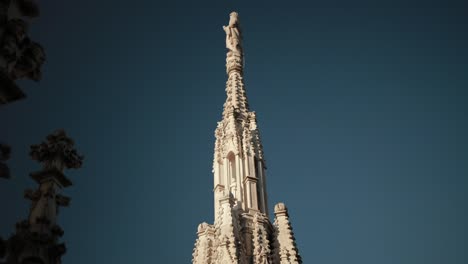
{"left": 274, "top": 203, "right": 302, "bottom": 263}
{"left": 223, "top": 11, "right": 243, "bottom": 74}
{"left": 3, "top": 129, "right": 83, "bottom": 264}
{"left": 222, "top": 11, "right": 249, "bottom": 120}
{"left": 30, "top": 129, "right": 84, "bottom": 173}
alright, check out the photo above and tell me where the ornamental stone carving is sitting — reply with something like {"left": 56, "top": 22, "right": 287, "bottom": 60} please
{"left": 1, "top": 1, "right": 44, "bottom": 81}
{"left": 0, "top": 0, "right": 44, "bottom": 104}
{"left": 198, "top": 222, "right": 209, "bottom": 233}
{"left": 30, "top": 129, "right": 84, "bottom": 171}
{"left": 274, "top": 203, "right": 287, "bottom": 214}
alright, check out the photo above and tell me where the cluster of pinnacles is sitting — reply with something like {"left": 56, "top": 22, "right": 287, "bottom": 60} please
{"left": 193, "top": 202, "right": 302, "bottom": 264}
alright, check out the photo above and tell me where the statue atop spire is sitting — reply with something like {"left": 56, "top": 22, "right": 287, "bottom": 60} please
{"left": 223, "top": 12, "right": 242, "bottom": 53}
{"left": 224, "top": 12, "right": 244, "bottom": 75}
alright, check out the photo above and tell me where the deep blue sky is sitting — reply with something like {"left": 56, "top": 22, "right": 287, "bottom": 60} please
{"left": 1, "top": 1, "right": 468, "bottom": 263}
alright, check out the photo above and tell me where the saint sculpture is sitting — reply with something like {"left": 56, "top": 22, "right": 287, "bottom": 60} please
{"left": 223, "top": 12, "right": 242, "bottom": 53}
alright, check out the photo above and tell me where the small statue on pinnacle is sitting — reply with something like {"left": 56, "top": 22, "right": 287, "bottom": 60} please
{"left": 223, "top": 12, "right": 242, "bottom": 53}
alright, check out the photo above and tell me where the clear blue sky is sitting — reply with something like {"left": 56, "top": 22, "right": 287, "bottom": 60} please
{"left": 1, "top": 1, "right": 467, "bottom": 263}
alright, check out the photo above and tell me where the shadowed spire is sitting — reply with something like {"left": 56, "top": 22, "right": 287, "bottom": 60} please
{"left": 3, "top": 129, "right": 83, "bottom": 264}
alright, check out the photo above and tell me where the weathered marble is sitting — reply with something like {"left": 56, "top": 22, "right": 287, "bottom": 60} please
{"left": 193, "top": 12, "right": 302, "bottom": 264}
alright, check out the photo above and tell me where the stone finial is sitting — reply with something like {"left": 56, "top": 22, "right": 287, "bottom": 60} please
{"left": 30, "top": 129, "right": 83, "bottom": 172}
{"left": 223, "top": 12, "right": 244, "bottom": 75}
{"left": 274, "top": 202, "right": 288, "bottom": 215}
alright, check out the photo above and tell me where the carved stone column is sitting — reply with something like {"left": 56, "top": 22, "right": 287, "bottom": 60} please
{"left": 3, "top": 129, "right": 83, "bottom": 264}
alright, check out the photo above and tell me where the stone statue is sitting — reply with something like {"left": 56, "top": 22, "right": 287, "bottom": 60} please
{"left": 223, "top": 12, "right": 242, "bottom": 53}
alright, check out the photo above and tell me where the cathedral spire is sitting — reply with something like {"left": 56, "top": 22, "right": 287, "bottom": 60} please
{"left": 213, "top": 12, "right": 267, "bottom": 217}
{"left": 193, "top": 12, "right": 302, "bottom": 264}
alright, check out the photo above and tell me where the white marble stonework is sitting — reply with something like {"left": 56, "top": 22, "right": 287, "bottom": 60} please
{"left": 192, "top": 12, "right": 302, "bottom": 264}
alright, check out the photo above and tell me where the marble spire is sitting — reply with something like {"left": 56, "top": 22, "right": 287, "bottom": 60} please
{"left": 213, "top": 11, "right": 267, "bottom": 218}
{"left": 193, "top": 12, "right": 302, "bottom": 264}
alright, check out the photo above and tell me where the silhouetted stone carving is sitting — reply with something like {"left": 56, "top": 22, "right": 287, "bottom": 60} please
{"left": 30, "top": 129, "right": 84, "bottom": 171}
{"left": 0, "top": 143, "right": 11, "bottom": 178}
{"left": 2, "top": 19, "right": 45, "bottom": 82}
{"left": 2, "top": 130, "right": 83, "bottom": 264}
{"left": 0, "top": 0, "right": 44, "bottom": 104}
{"left": 9, "top": 41, "right": 45, "bottom": 81}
